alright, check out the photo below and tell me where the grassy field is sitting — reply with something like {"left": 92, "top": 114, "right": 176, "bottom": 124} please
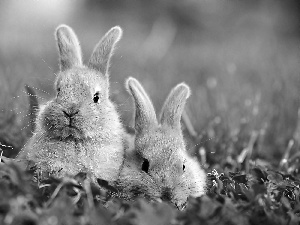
{"left": 1, "top": 0, "right": 300, "bottom": 224}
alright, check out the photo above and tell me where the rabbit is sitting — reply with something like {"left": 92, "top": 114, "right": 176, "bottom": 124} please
{"left": 17, "top": 24, "right": 127, "bottom": 183}
{"left": 117, "top": 77, "right": 206, "bottom": 209}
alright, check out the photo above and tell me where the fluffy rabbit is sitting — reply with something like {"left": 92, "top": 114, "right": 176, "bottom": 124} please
{"left": 117, "top": 77, "right": 206, "bottom": 209}
{"left": 17, "top": 25, "right": 126, "bottom": 183}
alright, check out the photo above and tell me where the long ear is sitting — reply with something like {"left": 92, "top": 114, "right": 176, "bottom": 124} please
{"left": 159, "top": 83, "right": 191, "bottom": 129}
{"left": 126, "top": 77, "right": 157, "bottom": 133}
{"left": 55, "top": 24, "right": 82, "bottom": 71}
{"left": 88, "top": 26, "right": 122, "bottom": 75}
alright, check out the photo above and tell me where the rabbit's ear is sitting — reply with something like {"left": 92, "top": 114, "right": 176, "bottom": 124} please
{"left": 88, "top": 26, "right": 122, "bottom": 76}
{"left": 126, "top": 77, "right": 157, "bottom": 133}
{"left": 159, "top": 83, "right": 191, "bottom": 129}
{"left": 55, "top": 25, "right": 82, "bottom": 71}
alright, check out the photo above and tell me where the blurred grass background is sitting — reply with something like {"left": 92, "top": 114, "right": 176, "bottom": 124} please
{"left": 0, "top": 0, "right": 300, "bottom": 165}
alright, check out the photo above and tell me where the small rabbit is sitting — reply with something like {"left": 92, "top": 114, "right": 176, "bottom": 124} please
{"left": 17, "top": 24, "right": 126, "bottom": 183}
{"left": 117, "top": 77, "right": 206, "bottom": 209}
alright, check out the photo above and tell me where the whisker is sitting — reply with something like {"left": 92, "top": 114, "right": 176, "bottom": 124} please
{"left": 41, "top": 58, "right": 57, "bottom": 77}
{"left": 191, "top": 137, "right": 215, "bottom": 148}
{"left": 20, "top": 121, "right": 35, "bottom": 131}
{"left": 0, "top": 142, "right": 14, "bottom": 150}
{"left": 28, "top": 86, "right": 51, "bottom": 97}
{"left": 1, "top": 108, "right": 27, "bottom": 116}
{"left": 11, "top": 95, "right": 23, "bottom": 100}
{"left": 116, "top": 97, "right": 132, "bottom": 108}
{"left": 22, "top": 91, "right": 47, "bottom": 102}
{"left": 19, "top": 112, "right": 37, "bottom": 120}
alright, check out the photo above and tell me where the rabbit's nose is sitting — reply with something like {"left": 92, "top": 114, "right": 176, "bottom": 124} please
{"left": 63, "top": 109, "right": 79, "bottom": 118}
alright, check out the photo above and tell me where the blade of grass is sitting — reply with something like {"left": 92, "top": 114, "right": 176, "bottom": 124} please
{"left": 279, "top": 139, "right": 294, "bottom": 171}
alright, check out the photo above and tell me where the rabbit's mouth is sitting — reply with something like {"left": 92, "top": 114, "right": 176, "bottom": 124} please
{"left": 60, "top": 125, "right": 84, "bottom": 140}
{"left": 47, "top": 124, "right": 84, "bottom": 141}
{"left": 44, "top": 114, "right": 85, "bottom": 140}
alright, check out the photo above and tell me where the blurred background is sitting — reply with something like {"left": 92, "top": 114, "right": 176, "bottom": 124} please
{"left": 1, "top": 0, "right": 300, "bottom": 167}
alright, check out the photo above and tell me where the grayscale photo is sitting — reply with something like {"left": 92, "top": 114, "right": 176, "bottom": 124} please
{"left": 0, "top": 0, "right": 300, "bottom": 224}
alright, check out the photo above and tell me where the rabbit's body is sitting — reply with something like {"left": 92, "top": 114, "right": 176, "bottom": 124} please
{"left": 18, "top": 25, "right": 126, "bottom": 182}
{"left": 25, "top": 131, "right": 124, "bottom": 182}
{"left": 24, "top": 79, "right": 125, "bottom": 181}
{"left": 117, "top": 78, "right": 206, "bottom": 209}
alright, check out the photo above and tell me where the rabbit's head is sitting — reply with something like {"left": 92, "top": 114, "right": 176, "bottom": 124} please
{"left": 120, "top": 78, "right": 206, "bottom": 209}
{"left": 38, "top": 25, "right": 123, "bottom": 141}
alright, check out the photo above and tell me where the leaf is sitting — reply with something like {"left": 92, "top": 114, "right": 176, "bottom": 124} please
{"left": 119, "top": 199, "right": 175, "bottom": 225}
{"left": 281, "top": 196, "right": 291, "bottom": 210}
{"left": 251, "top": 183, "right": 267, "bottom": 196}
{"left": 267, "top": 172, "right": 283, "bottom": 183}
{"left": 250, "top": 167, "right": 268, "bottom": 183}
{"left": 40, "top": 192, "right": 78, "bottom": 225}
{"left": 74, "top": 172, "right": 87, "bottom": 184}
{"left": 97, "top": 178, "right": 119, "bottom": 194}
{"left": 88, "top": 204, "right": 114, "bottom": 225}
{"left": 232, "top": 174, "right": 248, "bottom": 184}
{"left": 194, "top": 196, "right": 222, "bottom": 219}
{"left": 221, "top": 197, "right": 250, "bottom": 225}
{"left": 240, "top": 183, "right": 254, "bottom": 201}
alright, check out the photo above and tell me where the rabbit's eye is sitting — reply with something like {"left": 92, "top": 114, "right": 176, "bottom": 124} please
{"left": 93, "top": 92, "right": 99, "bottom": 103}
{"left": 183, "top": 164, "right": 185, "bottom": 171}
{"left": 142, "top": 158, "right": 149, "bottom": 173}
{"left": 56, "top": 87, "right": 61, "bottom": 97}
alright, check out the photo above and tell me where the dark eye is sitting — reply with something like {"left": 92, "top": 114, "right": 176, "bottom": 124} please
{"left": 56, "top": 87, "right": 61, "bottom": 97}
{"left": 183, "top": 164, "right": 185, "bottom": 171}
{"left": 93, "top": 92, "right": 99, "bottom": 103}
{"left": 142, "top": 158, "right": 149, "bottom": 173}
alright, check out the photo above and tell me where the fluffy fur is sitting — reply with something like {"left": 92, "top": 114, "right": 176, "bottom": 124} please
{"left": 117, "top": 77, "right": 206, "bottom": 209}
{"left": 17, "top": 25, "right": 126, "bottom": 182}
